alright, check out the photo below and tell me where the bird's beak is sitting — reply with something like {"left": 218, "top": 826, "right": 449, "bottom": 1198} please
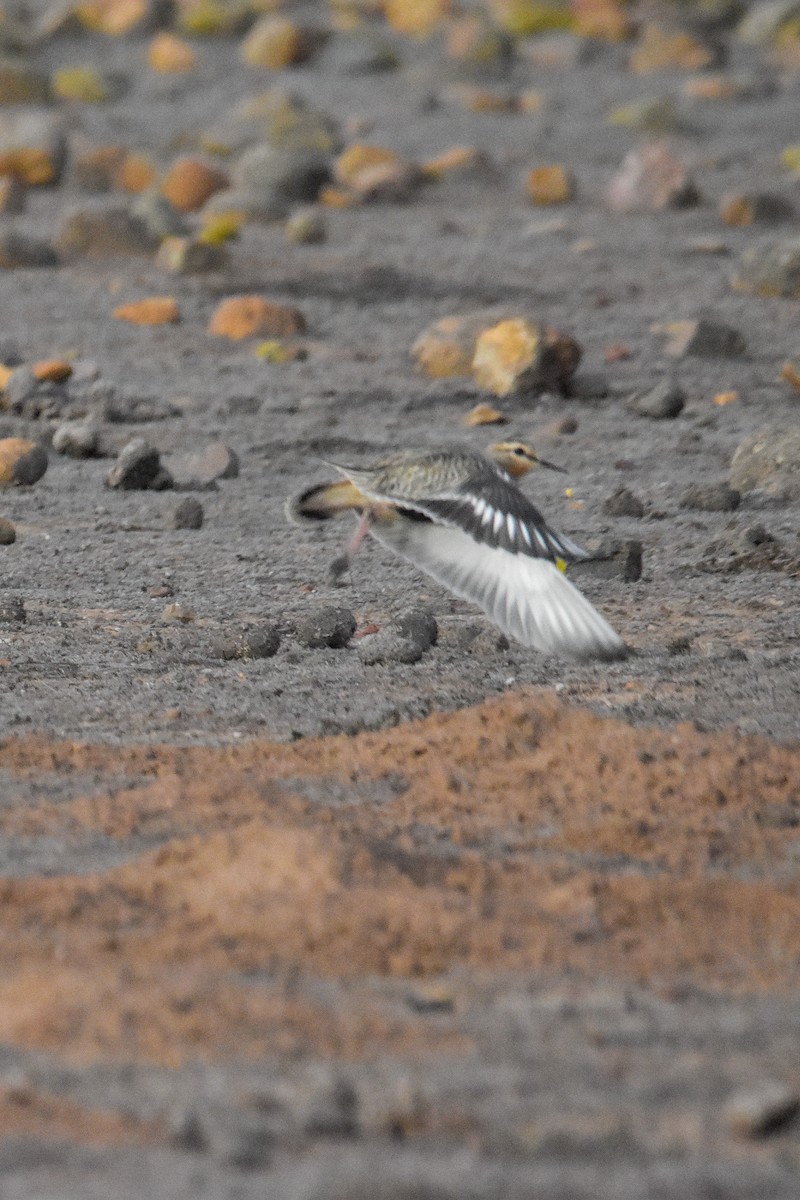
{"left": 536, "top": 456, "right": 567, "bottom": 473}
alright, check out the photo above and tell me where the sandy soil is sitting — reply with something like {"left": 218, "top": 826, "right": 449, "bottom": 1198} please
{"left": 0, "top": 2, "right": 799, "bottom": 1195}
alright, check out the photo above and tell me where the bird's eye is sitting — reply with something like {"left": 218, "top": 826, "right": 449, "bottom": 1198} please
{"left": 514, "top": 447, "right": 526, "bottom": 456}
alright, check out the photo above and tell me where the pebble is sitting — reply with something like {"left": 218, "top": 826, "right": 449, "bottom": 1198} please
{"left": 465, "top": 401, "right": 506, "bottom": 426}
{"left": 147, "top": 31, "right": 197, "bottom": 73}
{"left": 1, "top": 367, "right": 42, "bottom": 412}
{"left": 165, "top": 442, "right": 239, "bottom": 487}
{"left": 725, "top": 1082, "right": 799, "bottom": 1138}
{"left": 472, "top": 319, "right": 581, "bottom": 398}
{"left": 106, "top": 437, "right": 173, "bottom": 491}
{"left": 720, "top": 191, "right": 795, "bottom": 227}
{"left": 731, "top": 235, "right": 800, "bottom": 298}
{"left": 113, "top": 297, "right": 180, "bottom": 326}
{"left": 680, "top": 482, "right": 740, "bottom": 512}
{"left": 240, "top": 15, "right": 309, "bottom": 69}
{"left": 0, "top": 110, "right": 67, "bottom": 186}
{"left": 657, "top": 318, "right": 746, "bottom": 358}
{"left": 212, "top": 625, "right": 281, "bottom": 660}
{"left": 0, "top": 231, "right": 57, "bottom": 269}
{"left": 606, "top": 143, "right": 700, "bottom": 213}
{"left": 358, "top": 628, "right": 427, "bottom": 665}
{"left": 130, "top": 189, "right": 189, "bottom": 241}
{"left": 208, "top": 296, "right": 306, "bottom": 341}
{"left": 730, "top": 426, "right": 800, "bottom": 500}
{"left": 395, "top": 607, "right": 438, "bottom": 652}
{"left": 231, "top": 144, "right": 331, "bottom": 218}
{"left": 0, "top": 438, "right": 47, "bottom": 486}
{"left": 413, "top": 312, "right": 497, "bottom": 380}
{"left": 603, "top": 487, "right": 644, "bottom": 518}
{"left": 629, "top": 380, "right": 685, "bottom": 419}
{"left": 319, "top": 30, "right": 400, "bottom": 76}
{"left": 0, "top": 517, "right": 16, "bottom": 544}
{"left": 0, "top": 175, "right": 25, "bottom": 214}
{"left": 571, "top": 538, "right": 643, "bottom": 583}
{"left": 161, "top": 603, "right": 195, "bottom": 624}
{"left": 629, "top": 24, "right": 721, "bottom": 72}
{"left": 295, "top": 606, "right": 356, "bottom": 649}
{"left": 173, "top": 497, "right": 204, "bottom": 529}
{"left": 155, "top": 236, "right": 228, "bottom": 274}
{"left": 526, "top": 165, "right": 575, "bottom": 206}
{"left": 161, "top": 157, "right": 229, "bottom": 213}
{"left": 57, "top": 201, "right": 158, "bottom": 258}
{"left": 52, "top": 419, "right": 99, "bottom": 458}
{"left": 285, "top": 207, "right": 326, "bottom": 244}
{"left": 0, "top": 595, "right": 25, "bottom": 623}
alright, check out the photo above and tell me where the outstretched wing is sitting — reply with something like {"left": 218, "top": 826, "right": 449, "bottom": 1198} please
{"left": 371, "top": 518, "right": 625, "bottom": 661}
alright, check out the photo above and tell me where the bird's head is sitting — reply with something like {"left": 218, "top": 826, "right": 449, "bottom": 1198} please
{"left": 488, "top": 441, "right": 566, "bottom": 479}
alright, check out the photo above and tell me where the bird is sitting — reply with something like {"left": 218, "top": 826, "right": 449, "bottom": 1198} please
{"left": 287, "top": 441, "right": 626, "bottom": 661}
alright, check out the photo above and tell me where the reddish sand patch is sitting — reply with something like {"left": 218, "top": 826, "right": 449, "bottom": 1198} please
{"left": 0, "top": 692, "right": 799, "bottom": 1068}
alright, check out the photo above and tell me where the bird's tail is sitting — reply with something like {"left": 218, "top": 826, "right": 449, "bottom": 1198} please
{"left": 285, "top": 478, "right": 366, "bottom": 524}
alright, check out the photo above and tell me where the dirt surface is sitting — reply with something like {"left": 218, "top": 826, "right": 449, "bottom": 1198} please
{"left": 0, "top": 1, "right": 800, "bottom": 1195}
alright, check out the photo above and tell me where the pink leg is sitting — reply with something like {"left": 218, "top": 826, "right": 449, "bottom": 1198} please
{"left": 329, "top": 511, "right": 371, "bottom": 583}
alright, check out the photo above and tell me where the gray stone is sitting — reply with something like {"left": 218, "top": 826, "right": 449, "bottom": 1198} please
{"left": 731, "top": 235, "right": 800, "bottom": 298}
{"left": 662, "top": 318, "right": 746, "bottom": 359}
{"left": 602, "top": 487, "right": 644, "bottom": 518}
{"left": 0, "top": 594, "right": 25, "bottom": 623}
{"left": 680, "top": 482, "right": 740, "bottom": 512}
{"left": 173, "top": 497, "right": 204, "bottom": 529}
{"left": 725, "top": 1082, "right": 799, "bottom": 1138}
{"left": 730, "top": 426, "right": 800, "bottom": 500}
{"left": 164, "top": 441, "right": 239, "bottom": 487}
{"left": 0, "top": 230, "right": 57, "bottom": 268}
{"left": 0, "top": 367, "right": 39, "bottom": 412}
{"left": 571, "top": 537, "right": 643, "bottom": 582}
{"left": 57, "top": 200, "right": 157, "bottom": 258}
{"left": 358, "top": 629, "right": 427, "bottom": 665}
{"left": 52, "top": 418, "right": 99, "bottom": 458}
{"left": 295, "top": 606, "right": 356, "bottom": 649}
{"left": 232, "top": 144, "right": 331, "bottom": 217}
{"left": 318, "top": 31, "right": 400, "bottom": 76}
{"left": 106, "top": 437, "right": 172, "bottom": 491}
{"left": 130, "top": 188, "right": 189, "bottom": 241}
{"left": 8, "top": 442, "right": 47, "bottom": 485}
{"left": 395, "top": 607, "right": 438, "bottom": 652}
{"left": 630, "top": 380, "right": 685, "bottom": 419}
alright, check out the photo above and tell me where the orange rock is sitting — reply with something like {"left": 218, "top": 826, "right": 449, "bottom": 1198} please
{"left": 472, "top": 319, "right": 581, "bottom": 397}
{"left": 241, "top": 16, "right": 308, "bottom": 69}
{"left": 413, "top": 315, "right": 484, "bottom": 379}
{"left": 147, "top": 32, "right": 197, "bottom": 73}
{"left": 713, "top": 391, "right": 738, "bottom": 406}
{"left": 33, "top": 359, "right": 73, "bottom": 383}
{"left": 334, "top": 143, "right": 402, "bottom": 187}
{"left": 682, "top": 74, "right": 736, "bottom": 101}
{"left": 0, "top": 148, "right": 59, "bottom": 187}
{"left": 780, "top": 362, "right": 800, "bottom": 393}
{"left": 0, "top": 364, "right": 13, "bottom": 390}
{"left": 571, "top": 0, "right": 632, "bottom": 42}
{"left": 384, "top": 0, "right": 449, "bottom": 37}
{"left": 208, "top": 296, "right": 306, "bottom": 340}
{"left": 422, "top": 145, "right": 482, "bottom": 179}
{"left": 318, "top": 185, "right": 359, "bottom": 208}
{"left": 113, "top": 297, "right": 180, "bottom": 325}
{"left": 526, "top": 164, "right": 574, "bottom": 205}
{"left": 76, "top": 0, "right": 149, "bottom": 34}
{"left": 630, "top": 25, "right": 716, "bottom": 73}
{"left": 161, "top": 157, "right": 229, "bottom": 213}
{"left": 454, "top": 85, "right": 517, "bottom": 113}
{"left": 115, "top": 153, "right": 156, "bottom": 194}
{"left": 0, "top": 438, "right": 47, "bottom": 487}
{"left": 465, "top": 402, "right": 507, "bottom": 426}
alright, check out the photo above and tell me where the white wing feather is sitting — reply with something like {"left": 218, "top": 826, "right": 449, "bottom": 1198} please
{"left": 372, "top": 520, "right": 625, "bottom": 661}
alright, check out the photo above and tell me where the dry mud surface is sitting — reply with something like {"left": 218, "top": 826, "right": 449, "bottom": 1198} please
{"left": 0, "top": 3, "right": 800, "bottom": 1196}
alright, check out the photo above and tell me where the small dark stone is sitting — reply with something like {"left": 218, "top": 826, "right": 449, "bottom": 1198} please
{"left": 572, "top": 537, "right": 643, "bottom": 582}
{"left": 12, "top": 444, "right": 47, "bottom": 486}
{"left": 0, "top": 517, "right": 15, "bottom": 545}
{"left": 0, "top": 594, "right": 25, "bottom": 623}
{"left": 602, "top": 487, "right": 644, "bottom": 518}
{"left": 212, "top": 625, "right": 281, "bottom": 661}
{"left": 726, "top": 1083, "right": 800, "bottom": 1139}
{"left": 106, "top": 437, "right": 170, "bottom": 491}
{"left": 0, "top": 230, "right": 58, "bottom": 269}
{"left": 630, "top": 380, "right": 685, "bottom": 420}
{"left": 395, "top": 607, "right": 438, "bottom": 652}
{"left": 295, "top": 606, "right": 356, "bottom": 649}
{"left": 173, "top": 497, "right": 204, "bottom": 529}
{"left": 680, "top": 482, "right": 740, "bottom": 512}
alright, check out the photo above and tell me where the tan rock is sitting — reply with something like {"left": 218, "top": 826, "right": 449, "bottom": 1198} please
{"left": 33, "top": 359, "right": 72, "bottom": 383}
{"left": 422, "top": 145, "right": 487, "bottom": 180}
{"left": 113, "top": 297, "right": 180, "bottom": 325}
{"left": 318, "top": 184, "right": 359, "bottom": 208}
{"left": 606, "top": 142, "right": 700, "bottom": 213}
{"left": 0, "top": 438, "right": 47, "bottom": 487}
{"left": 241, "top": 16, "right": 308, "bottom": 69}
{"left": 413, "top": 315, "right": 489, "bottom": 379}
{"left": 571, "top": 0, "right": 632, "bottom": 41}
{"left": 115, "top": 152, "right": 156, "bottom": 194}
{"left": 76, "top": 0, "right": 149, "bottom": 34}
{"left": 720, "top": 191, "right": 795, "bottom": 227}
{"left": 472, "top": 319, "right": 581, "bottom": 397}
{"left": 208, "top": 295, "right": 306, "bottom": 340}
{"left": 334, "top": 142, "right": 421, "bottom": 201}
{"left": 630, "top": 25, "right": 717, "bottom": 73}
{"left": 161, "top": 157, "right": 229, "bottom": 213}
{"left": 527, "top": 164, "right": 574, "bottom": 205}
{"left": 780, "top": 362, "right": 800, "bottom": 393}
{"left": 682, "top": 74, "right": 736, "bottom": 101}
{"left": 147, "top": 31, "right": 197, "bottom": 73}
{"left": 334, "top": 143, "right": 401, "bottom": 187}
{"left": 464, "top": 402, "right": 507, "bottom": 426}
{"left": 450, "top": 84, "right": 517, "bottom": 113}
{"left": 384, "top": 0, "right": 449, "bottom": 37}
